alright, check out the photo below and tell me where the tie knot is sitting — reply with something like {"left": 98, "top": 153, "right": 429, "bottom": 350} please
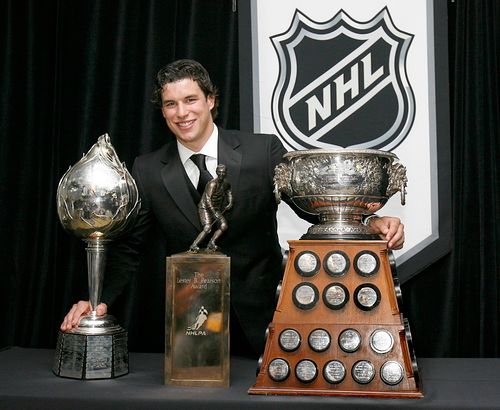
{"left": 191, "top": 154, "right": 207, "bottom": 171}
{"left": 190, "top": 154, "right": 212, "bottom": 195}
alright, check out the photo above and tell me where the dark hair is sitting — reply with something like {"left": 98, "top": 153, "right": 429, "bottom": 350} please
{"left": 152, "top": 59, "right": 219, "bottom": 120}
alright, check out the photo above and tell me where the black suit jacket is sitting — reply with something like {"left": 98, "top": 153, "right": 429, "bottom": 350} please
{"left": 102, "top": 129, "right": 314, "bottom": 354}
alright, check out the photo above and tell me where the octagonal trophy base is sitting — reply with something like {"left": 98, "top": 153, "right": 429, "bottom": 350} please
{"left": 52, "top": 313, "right": 128, "bottom": 379}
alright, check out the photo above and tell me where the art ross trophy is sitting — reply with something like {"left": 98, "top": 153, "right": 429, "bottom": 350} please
{"left": 165, "top": 164, "right": 231, "bottom": 387}
{"left": 53, "top": 134, "right": 140, "bottom": 379}
{"left": 250, "top": 149, "right": 422, "bottom": 398}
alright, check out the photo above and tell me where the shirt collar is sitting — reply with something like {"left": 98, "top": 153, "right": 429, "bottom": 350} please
{"left": 177, "top": 125, "right": 219, "bottom": 165}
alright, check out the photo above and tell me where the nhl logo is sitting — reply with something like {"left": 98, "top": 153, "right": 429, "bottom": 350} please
{"left": 271, "top": 7, "right": 415, "bottom": 150}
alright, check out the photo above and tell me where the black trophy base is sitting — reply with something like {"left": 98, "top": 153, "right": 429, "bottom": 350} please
{"left": 52, "top": 329, "right": 128, "bottom": 379}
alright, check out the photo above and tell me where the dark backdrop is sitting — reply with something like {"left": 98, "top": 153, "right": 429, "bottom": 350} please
{"left": 1, "top": 0, "right": 499, "bottom": 358}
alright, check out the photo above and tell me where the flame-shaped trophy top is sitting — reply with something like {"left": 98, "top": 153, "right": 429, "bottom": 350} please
{"left": 56, "top": 133, "right": 140, "bottom": 240}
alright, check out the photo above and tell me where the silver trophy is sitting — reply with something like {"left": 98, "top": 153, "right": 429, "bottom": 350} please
{"left": 273, "top": 149, "right": 407, "bottom": 239}
{"left": 53, "top": 133, "right": 140, "bottom": 379}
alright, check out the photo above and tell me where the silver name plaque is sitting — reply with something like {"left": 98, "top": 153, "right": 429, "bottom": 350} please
{"left": 323, "top": 360, "right": 346, "bottom": 384}
{"left": 268, "top": 358, "right": 290, "bottom": 382}
{"left": 292, "top": 283, "right": 319, "bottom": 310}
{"left": 324, "top": 250, "right": 349, "bottom": 276}
{"left": 308, "top": 328, "right": 331, "bottom": 352}
{"left": 279, "top": 328, "right": 301, "bottom": 352}
{"left": 323, "top": 283, "right": 349, "bottom": 310}
{"left": 352, "top": 360, "right": 376, "bottom": 384}
{"left": 369, "top": 329, "right": 394, "bottom": 354}
{"left": 338, "top": 328, "right": 362, "bottom": 353}
{"left": 380, "top": 361, "right": 404, "bottom": 385}
{"left": 295, "top": 359, "right": 318, "bottom": 383}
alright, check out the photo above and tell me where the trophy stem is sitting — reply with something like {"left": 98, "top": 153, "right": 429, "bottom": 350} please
{"left": 85, "top": 237, "right": 108, "bottom": 312}
{"left": 302, "top": 212, "right": 378, "bottom": 240}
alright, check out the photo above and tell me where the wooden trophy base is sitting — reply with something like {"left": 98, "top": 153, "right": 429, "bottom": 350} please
{"left": 249, "top": 240, "right": 422, "bottom": 398}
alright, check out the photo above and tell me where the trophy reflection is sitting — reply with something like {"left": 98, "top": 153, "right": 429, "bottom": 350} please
{"left": 53, "top": 134, "right": 140, "bottom": 379}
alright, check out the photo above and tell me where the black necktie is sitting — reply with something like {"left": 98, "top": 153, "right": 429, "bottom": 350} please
{"left": 191, "top": 154, "right": 213, "bottom": 195}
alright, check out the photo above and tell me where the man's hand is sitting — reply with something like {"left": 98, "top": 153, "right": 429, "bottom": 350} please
{"left": 368, "top": 216, "right": 405, "bottom": 250}
{"left": 60, "top": 301, "right": 108, "bottom": 331}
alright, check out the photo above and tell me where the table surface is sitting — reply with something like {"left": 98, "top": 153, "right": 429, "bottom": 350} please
{"left": 1, "top": 347, "right": 499, "bottom": 409}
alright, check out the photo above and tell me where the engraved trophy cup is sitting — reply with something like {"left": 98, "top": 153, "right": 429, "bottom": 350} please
{"left": 53, "top": 133, "right": 140, "bottom": 379}
{"left": 250, "top": 149, "right": 422, "bottom": 398}
{"left": 273, "top": 149, "right": 407, "bottom": 239}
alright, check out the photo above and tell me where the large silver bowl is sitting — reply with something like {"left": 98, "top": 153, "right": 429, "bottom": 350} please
{"left": 274, "top": 149, "right": 407, "bottom": 238}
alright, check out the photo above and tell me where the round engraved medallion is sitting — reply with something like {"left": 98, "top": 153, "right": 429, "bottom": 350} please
{"left": 292, "top": 283, "right": 319, "bottom": 310}
{"left": 295, "top": 359, "right": 318, "bottom": 383}
{"left": 308, "top": 328, "right": 331, "bottom": 352}
{"left": 279, "top": 328, "right": 301, "bottom": 352}
{"left": 354, "top": 250, "right": 380, "bottom": 276}
{"left": 323, "top": 360, "right": 346, "bottom": 384}
{"left": 323, "top": 283, "right": 349, "bottom": 310}
{"left": 369, "top": 329, "right": 394, "bottom": 354}
{"left": 323, "top": 251, "right": 349, "bottom": 276}
{"left": 256, "top": 355, "right": 263, "bottom": 376}
{"left": 275, "top": 280, "right": 282, "bottom": 302}
{"left": 354, "top": 284, "right": 381, "bottom": 311}
{"left": 352, "top": 360, "right": 376, "bottom": 384}
{"left": 380, "top": 361, "right": 404, "bottom": 385}
{"left": 294, "top": 251, "right": 320, "bottom": 277}
{"left": 268, "top": 358, "right": 290, "bottom": 382}
{"left": 338, "top": 328, "right": 362, "bottom": 353}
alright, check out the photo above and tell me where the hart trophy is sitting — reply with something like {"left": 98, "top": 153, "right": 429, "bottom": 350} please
{"left": 249, "top": 149, "right": 423, "bottom": 398}
{"left": 53, "top": 133, "right": 140, "bottom": 379}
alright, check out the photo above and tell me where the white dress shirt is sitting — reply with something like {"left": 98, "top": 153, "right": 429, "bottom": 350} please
{"left": 177, "top": 125, "right": 219, "bottom": 188}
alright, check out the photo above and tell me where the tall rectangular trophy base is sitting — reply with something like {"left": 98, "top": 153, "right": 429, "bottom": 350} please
{"left": 52, "top": 329, "right": 128, "bottom": 379}
{"left": 165, "top": 252, "right": 230, "bottom": 387}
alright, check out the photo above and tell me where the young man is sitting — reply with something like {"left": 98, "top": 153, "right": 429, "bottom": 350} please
{"left": 61, "top": 59, "right": 404, "bottom": 357}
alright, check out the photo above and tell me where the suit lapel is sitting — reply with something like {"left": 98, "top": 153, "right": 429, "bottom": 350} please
{"left": 218, "top": 130, "right": 242, "bottom": 191}
{"left": 160, "top": 143, "right": 201, "bottom": 230}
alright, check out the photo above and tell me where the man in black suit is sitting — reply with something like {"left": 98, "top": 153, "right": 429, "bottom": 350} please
{"left": 61, "top": 59, "right": 405, "bottom": 357}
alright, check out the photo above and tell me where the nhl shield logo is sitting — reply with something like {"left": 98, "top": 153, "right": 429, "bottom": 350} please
{"left": 271, "top": 7, "right": 415, "bottom": 150}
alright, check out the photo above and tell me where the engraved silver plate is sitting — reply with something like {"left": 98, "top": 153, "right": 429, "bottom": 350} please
{"left": 256, "top": 355, "right": 263, "bottom": 376}
{"left": 323, "top": 360, "right": 346, "bottom": 384}
{"left": 323, "top": 283, "right": 349, "bottom": 310}
{"left": 380, "top": 361, "right": 404, "bottom": 385}
{"left": 295, "top": 359, "right": 318, "bottom": 383}
{"left": 294, "top": 251, "right": 320, "bottom": 277}
{"left": 268, "top": 358, "right": 290, "bottom": 382}
{"left": 279, "top": 328, "right": 301, "bottom": 352}
{"left": 354, "top": 251, "right": 380, "bottom": 276}
{"left": 352, "top": 360, "right": 376, "bottom": 384}
{"left": 354, "top": 284, "right": 381, "bottom": 310}
{"left": 369, "top": 329, "right": 394, "bottom": 354}
{"left": 292, "top": 283, "right": 319, "bottom": 310}
{"left": 308, "top": 328, "right": 331, "bottom": 352}
{"left": 338, "top": 328, "right": 361, "bottom": 353}
{"left": 323, "top": 251, "right": 349, "bottom": 276}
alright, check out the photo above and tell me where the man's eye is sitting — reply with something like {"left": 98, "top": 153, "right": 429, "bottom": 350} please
{"left": 163, "top": 102, "right": 175, "bottom": 108}
{"left": 187, "top": 98, "right": 197, "bottom": 104}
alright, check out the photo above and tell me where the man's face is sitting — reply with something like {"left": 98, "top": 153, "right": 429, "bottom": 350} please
{"left": 160, "top": 78, "right": 215, "bottom": 151}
